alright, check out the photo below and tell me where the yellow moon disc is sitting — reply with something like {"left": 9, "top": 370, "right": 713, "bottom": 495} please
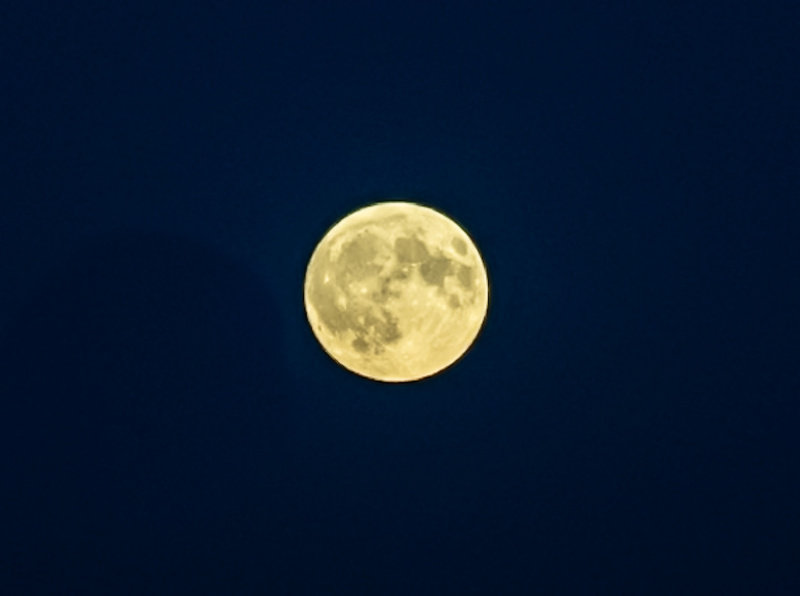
{"left": 304, "top": 201, "right": 489, "bottom": 382}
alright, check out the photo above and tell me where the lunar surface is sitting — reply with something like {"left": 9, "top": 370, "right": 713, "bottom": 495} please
{"left": 304, "top": 201, "right": 489, "bottom": 382}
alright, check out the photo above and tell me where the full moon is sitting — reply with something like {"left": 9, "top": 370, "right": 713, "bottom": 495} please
{"left": 304, "top": 201, "right": 489, "bottom": 382}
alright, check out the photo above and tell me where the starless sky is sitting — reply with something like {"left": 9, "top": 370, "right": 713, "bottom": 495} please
{"left": 0, "top": 1, "right": 798, "bottom": 594}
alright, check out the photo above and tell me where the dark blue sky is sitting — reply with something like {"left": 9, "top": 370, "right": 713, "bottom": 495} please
{"left": 1, "top": 1, "right": 798, "bottom": 594}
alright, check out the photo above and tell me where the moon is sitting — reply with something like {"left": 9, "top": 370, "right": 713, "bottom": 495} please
{"left": 304, "top": 201, "right": 489, "bottom": 382}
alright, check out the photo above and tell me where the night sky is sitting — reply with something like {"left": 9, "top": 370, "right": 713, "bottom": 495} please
{"left": 1, "top": 1, "right": 798, "bottom": 594}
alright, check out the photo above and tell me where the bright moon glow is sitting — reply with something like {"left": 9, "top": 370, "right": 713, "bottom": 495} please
{"left": 304, "top": 201, "right": 489, "bottom": 382}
